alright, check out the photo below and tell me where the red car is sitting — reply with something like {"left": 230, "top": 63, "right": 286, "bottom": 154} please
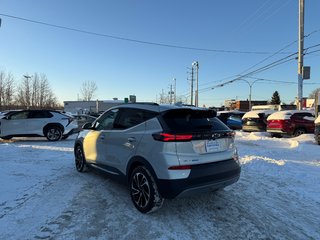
{"left": 267, "top": 110, "right": 315, "bottom": 137}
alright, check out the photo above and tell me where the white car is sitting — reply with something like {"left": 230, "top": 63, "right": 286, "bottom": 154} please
{"left": 0, "top": 110, "right": 78, "bottom": 141}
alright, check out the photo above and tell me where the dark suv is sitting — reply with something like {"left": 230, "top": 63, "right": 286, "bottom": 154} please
{"left": 217, "top": 110, "right": 245, "bottom": 130}
{"left": 74, "top": 103, "right": 241, "bottom": 213}
{"left": 267, "top": 110, "right": 315, "bottom": 137}
{"left": 242, "top": 110, "right": 276, "bottom": 132}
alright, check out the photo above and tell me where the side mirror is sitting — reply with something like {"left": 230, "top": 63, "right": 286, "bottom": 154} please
{"left": 82, "top": 122, "right": 93, "bottom": 130}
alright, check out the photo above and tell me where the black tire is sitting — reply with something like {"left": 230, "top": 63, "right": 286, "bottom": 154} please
{"left": 129, "top": 166, "right": 164, "bottom": 213}
{"left": 61, "top": 135, "right": 69, "bottom": 140}
{"left": 1, "top": 136, "right": 12, "bottom": 140}
{"left": 74, "top": 145, "right": 88, "bottom": 172}
{"left": 45, "top": 126, "right": 62, "bottom": 141}
{"left": 293, "top": 128, "right": 305, "bottom": 137}
{"left": 270, "top": 133, "right": 282, "bottom": 138}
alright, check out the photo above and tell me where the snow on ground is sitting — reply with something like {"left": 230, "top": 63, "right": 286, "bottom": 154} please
{"left": 0, "top": 133, "right": 319, "bottom": 240}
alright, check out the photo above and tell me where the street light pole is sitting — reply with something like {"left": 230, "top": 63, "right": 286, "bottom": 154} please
{"left": 173, "top": 78, "right": 176, "bottom": 104}
{"left": 23, "top": 75, "right": 32, "bottom": 109}
{"left": 238, "top": 79, "right": 266, "bottom": 110}
{"left": 211, "top": 78, "right": 269, "bottom": 111}
{"left": 192, "top": 61, "right": 199, "bottom": 107}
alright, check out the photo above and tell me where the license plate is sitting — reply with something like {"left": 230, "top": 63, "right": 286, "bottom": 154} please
{"left": 206, "top": 139, "right": 221, "bottom": 153}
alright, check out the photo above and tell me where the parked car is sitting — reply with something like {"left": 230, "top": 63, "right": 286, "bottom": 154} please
{"left": 0, "top": 110, "right": 78, "bottom": 141}
{"left": 315, "top": 115, "right": 320, "bottom": 145}
{"left": 242, "top": 110, "right": 276, "bottom": 132}
{"left": 267, "top": 110, "right": 315, "bottom": 137}
{"left": 217, "top": 110, "right": 245, "bottom": 130}
{"left": 72, "top": 114, "right": 96, "bottom": 131}
{"left": 74, "top": 103, "right": 241, "bottom": 213}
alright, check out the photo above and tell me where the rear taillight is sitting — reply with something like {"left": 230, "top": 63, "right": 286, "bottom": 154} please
{"left": 62, "top": 117, "right": 74, "bottom": 126}
{"left": 152, "top": 133, "right": 193, "bottom": 142}
{"left": 168, "top": 165, "right": 192, "bottom": 170}
{"left": 268, "top": 119, "right": 291, "bottom": 126}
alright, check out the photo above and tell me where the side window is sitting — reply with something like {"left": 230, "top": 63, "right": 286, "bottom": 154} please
{"left": 141, "top": 110, "right": 158, "bottom": 122}
{"left": 95, "top": 109, "right": 119, "bottom": 131}
{"left": 302, "top": 113, "right": 315, "bottom": 121}
{"left": 9, "top": 111, "right": 29, "bottom": 120}
{"left": 293, "top": 113, "right": 313, "bottom": 120}
{"left": 29, "top": 111, "right": 53, "bottom": 118}
{"left": 115, "top": 109, "right": 146, "bottom": 129}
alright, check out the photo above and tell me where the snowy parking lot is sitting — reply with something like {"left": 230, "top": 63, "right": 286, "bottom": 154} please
{"left": 0, "top": 132, "right": 319, "bottom": 240}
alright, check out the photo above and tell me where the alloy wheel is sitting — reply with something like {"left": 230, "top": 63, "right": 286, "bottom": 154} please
{"left": 131, "top": 172, "right": 151, "bottom": 208}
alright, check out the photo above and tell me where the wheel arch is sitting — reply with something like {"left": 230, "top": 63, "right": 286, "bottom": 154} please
{"left": 74, "top": 139, "right": 84, "bottom": 156}
{"left": 293, "top": 126, "right": 306, "bottom": 135}
{"left": 43, "top": 123, "right": 64, "bottom": 135}
{"left": 126, "top": 156, "right": 158, "bottom": 184}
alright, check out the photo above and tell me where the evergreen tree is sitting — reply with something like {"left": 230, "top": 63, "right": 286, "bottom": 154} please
{"left": 270, "top": 91, "right": 281, "bottom": 104}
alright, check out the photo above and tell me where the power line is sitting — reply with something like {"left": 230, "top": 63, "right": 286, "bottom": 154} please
{"left": 205, "top": 54, "right": 297, "bottom": 91}
{"left": 0, "top": 13, "right": 295, "bottom": 55}
{"left": 197, "top": 30, "right": 320, "bottom": 89}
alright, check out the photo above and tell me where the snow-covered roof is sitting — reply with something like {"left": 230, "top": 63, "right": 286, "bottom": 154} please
{"left": 267, "top": 110, "right": 315, "bottom": 121}
{"left": 217, "top": 110, "right": 245, "bottom": 115}
{"left": 242, "top": 110, "right": 276, "bottom": 119}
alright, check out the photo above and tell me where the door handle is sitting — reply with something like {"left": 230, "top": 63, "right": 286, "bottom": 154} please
{"left": 128, "top": 137, "right": 136, "bottom": 143}
{"left": 100, "top": 134, "right": 105, "bottom": 140}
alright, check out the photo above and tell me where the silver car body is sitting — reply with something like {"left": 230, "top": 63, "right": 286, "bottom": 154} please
{"left": 76, "top": 104, "right": 240, "bottom": 197}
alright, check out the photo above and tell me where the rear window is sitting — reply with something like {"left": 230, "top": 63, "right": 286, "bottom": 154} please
{"left": 160, "top": 109, "right": 228, "bottom": 132}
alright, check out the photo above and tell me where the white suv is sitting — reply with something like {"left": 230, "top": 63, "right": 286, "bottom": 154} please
{"left": 74, "top": 103, "right": 241, "bottom": 213}
{"left": 0, "top": 110, "right": 78, "bottom": 141}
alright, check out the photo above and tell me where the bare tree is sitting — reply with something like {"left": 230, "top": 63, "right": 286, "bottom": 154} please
{"left": 80, "top": 80, "right": 97, "bottom": 101}
{"left": 15, "top": 73, "right": 58, "bottom": 109}
{"left": 15, "top": 75, "right": 32, "bottom": 108}
{"left": 0, "top": 71, "right": 15, "bottom": 110}
{"left": 309, "top": 88, "right": 320, "bottom": 99}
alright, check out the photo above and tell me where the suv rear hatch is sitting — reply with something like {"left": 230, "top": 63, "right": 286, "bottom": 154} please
{"left": 267, "top": 119, "right": 291, "bottom": 131}
{"left": 155, "top": 108, "right": 236, "bottom": 165}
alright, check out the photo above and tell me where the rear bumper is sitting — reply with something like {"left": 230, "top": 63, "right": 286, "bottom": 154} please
{"left": 157, "top": 159, "right": 241, "bottom": 199}
{"left": 267, "top": 128, "right": 292, "bottom": 136}
{"left": 242, "top": 125, "right": 265, "bottom": 132}
{"left": 267, "top": 128, "right": 286, "bottom": 133}
{"left": 64, "top": 127, "right": 80, "bottom": 137}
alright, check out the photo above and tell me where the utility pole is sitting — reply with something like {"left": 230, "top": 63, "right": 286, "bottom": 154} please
{"left": 192, "top": 61, "right": 199, "bottom": 107}
{"left": 297, "top": 0, "right": 305, "bottom": 110}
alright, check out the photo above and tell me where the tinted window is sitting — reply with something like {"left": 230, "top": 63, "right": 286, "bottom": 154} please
{"left": 115, "top": 108, "right": 158, "bottom": 129}
{"left": 160, "top": 109, "right": 227, "bottom": 132}
{"left": 29, "top": 110, "right": 53, "bottom": 118}
{"left": 9, "top": 111, "right": 29, "bottom": 120}
{"left": 292, "top": 112, "right": 314, "bottom": 120}
{"left": 94, "top": 109, "right": 119, "bottom": 130}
